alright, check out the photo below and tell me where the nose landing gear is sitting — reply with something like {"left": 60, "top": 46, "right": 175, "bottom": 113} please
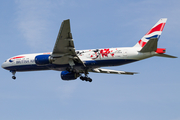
{"left": 10, "top": 70, "right": 16, "bottom": 80}
{"left": 12, "top": 76, "right": 16, "bottom": 79}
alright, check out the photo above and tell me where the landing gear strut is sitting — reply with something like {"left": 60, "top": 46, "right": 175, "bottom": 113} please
{"left": 10, "top": 70, "right": 16, "bottom": 80}
{"left": 66, "top": 66, "right": 76, "bottom": 73}
{"left": 66, "top": 66, "right": 93, "bottom": 82}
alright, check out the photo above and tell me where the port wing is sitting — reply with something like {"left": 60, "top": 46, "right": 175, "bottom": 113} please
{"left": 90, "top": 68, "right": 138, "bottom": 75}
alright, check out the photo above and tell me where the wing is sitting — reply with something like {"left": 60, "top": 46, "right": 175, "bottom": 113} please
{"left": 90, "top": 68, "right": 138, "bottom": 75}
{"left": 51, "top": 19, "right": 85, "bottom": 66}
{"left": 52, "top": 19, "right": 75, "bottom": 57}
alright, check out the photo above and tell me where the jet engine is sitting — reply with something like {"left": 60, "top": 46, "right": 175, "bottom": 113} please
{"left": 61, "top": 71, "right": 79, "bottom": 80}
{"left": 35, "top": 55, "right": 53, "bottom": 65}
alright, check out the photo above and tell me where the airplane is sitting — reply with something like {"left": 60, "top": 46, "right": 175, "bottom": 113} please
{"left": 1, "top": 18, "right": 177, "bottom": 82}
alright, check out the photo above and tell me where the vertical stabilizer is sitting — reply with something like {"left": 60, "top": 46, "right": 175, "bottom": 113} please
{"left": 134, "top": 18, "right": 167, "bottom": 48}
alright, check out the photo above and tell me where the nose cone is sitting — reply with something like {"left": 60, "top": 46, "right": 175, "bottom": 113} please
{"left": 1, "top": 61, "right": 9, "bottom": 70}
{"left": 1, "top": 62, "right": 6, "bottom": 69}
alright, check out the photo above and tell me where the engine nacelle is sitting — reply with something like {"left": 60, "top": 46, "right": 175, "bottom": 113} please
{"left": 35, "top": 55, "right": 52, "bottom": 65}
{"left": 61, "top": 71, "right": 79, "bottom": 80}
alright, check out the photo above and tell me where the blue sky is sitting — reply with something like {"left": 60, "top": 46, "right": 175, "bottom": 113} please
{"left": 0, "top": 0, "right": 180, "bottom": 120}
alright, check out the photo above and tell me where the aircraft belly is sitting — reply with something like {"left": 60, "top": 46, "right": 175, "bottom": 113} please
{"left": 84, "top": 59, "right": 138, "bottom": 67}
{"left": 3, "top": 64, "right": 50, "bottom": 72}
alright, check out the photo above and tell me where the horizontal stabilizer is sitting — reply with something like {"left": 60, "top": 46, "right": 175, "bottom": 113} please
{"left": 90, "top": 68, "right": 138, "bottom": 75}
{"left": 155, "top": 53, "right": 177, "bottom": 58}
{"left": 140, "top": 38, "right": 158, "bottom": 52}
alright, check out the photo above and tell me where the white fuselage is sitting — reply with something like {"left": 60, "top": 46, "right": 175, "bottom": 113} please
{"left": 1, "top": 47, "right": 156, "bottom": 72}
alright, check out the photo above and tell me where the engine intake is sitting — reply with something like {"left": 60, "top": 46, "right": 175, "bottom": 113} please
{"left": 35, "top": 55, "right": 53, "bottom": 65}
{"left": 61, "top": 71, "right": 79, "bottom": 80}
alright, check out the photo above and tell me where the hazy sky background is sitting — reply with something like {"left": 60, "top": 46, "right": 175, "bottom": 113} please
{"left": 0, "top": 0, "right": 180, "bottom": 120}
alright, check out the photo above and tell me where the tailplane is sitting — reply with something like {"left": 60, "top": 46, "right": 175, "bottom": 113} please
{"left": 154, "top": 53, "right": 177, "bottom": 58}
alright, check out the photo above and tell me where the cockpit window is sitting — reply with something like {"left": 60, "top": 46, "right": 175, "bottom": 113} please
{"left": 5, "top": 60, "right": 7, "bottom": 62}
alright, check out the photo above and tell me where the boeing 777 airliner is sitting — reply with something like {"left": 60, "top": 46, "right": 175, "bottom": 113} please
{"left": 1, "top": 18, "right": 177, "bottom": 82}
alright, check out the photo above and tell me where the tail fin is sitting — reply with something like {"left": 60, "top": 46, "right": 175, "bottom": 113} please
{"left": 133, "top": 18, "right": 177, "bottom": 58}
{"left": 134, "top": 18, "right": 167, "bottom": 48}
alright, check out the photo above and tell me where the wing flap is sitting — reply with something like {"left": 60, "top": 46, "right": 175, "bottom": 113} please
{"left": 90, "top": 68, "right": 138, "bottom": 75}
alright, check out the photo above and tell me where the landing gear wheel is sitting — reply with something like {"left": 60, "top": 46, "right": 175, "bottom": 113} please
{"left": 87, "top": 78, "right": 92, "bottom": 82}
{"left": 80, "top": 76, "right": 85, "bottom": 81}
{"left": 80, "top": 70, "right": 92, "bottom": 82}
{"left": 12, "top": 76, "right": 16, "bottom": 80}
{"left": 80, "top": 76, "right": 92, "bottom": 82}
{"left": 10, "top": 70, "right": 16, "bottom": 80}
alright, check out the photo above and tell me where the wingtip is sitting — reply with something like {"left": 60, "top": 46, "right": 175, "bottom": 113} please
{"left": 64, "top": 19, "right": 70, "bottom": 21}
{"left": 122, "top": 71, "right": 139, "bottom": 75}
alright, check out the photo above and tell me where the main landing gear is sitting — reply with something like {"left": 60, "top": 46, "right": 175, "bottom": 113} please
{"left": 66, "top": 66, "right": 93, "bottom": 82}
{"left": 80, "top": 69, "right": 92, "bottom": 82}
{"left": 80, "top": 76, "right": 92, "bottom": 82}
{"left": 10, "top": 70, "right": 16, "bottom": 80}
